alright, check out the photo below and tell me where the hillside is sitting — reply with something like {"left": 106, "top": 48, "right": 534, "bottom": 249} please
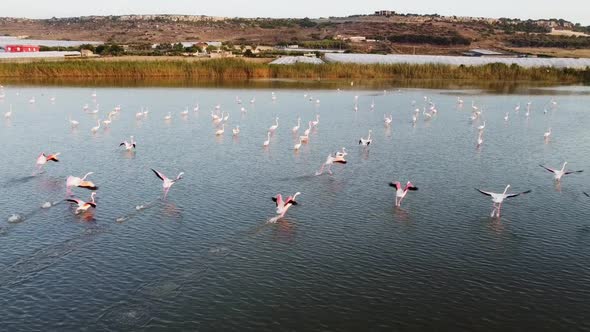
{"left": 1, "top": 13, "right": 589, "bottom": 57}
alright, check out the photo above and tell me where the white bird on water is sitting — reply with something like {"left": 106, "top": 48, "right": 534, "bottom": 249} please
{"left": 151, "top": 169, "right": 183, "bottom": 199}
{"left": 476, "top": 185, "right": 531, "bottom": 218}
{"left": 91, "top": 120, "right": 101, "bottom": 134}
{"left": 359, "top": 130, "right": 372, "bottom": 146}
{"left": 232, "top": 125, "right": 240, "bottom": 136}
{"left": 268, "top": 117, "right": 279, "bottom": 132}
{"left": 294, "top": 137, "right": 303, "bottom": 151}
{"left": 4, "top": 105, "right": 13, "bottom": 118}
{"left": 543, "top": 128, "right": 552, "bottom": 140}
{"left": 68, "top": 115, "right": 79, "bottom": 128}
{"left": 504, "top": 112, "right": 509, "bottom": 122}
{"left": 263, "top": 132, "right": 271, "bottom": 147}
{"left": 311, "top": 114, "right": 320, "bottom": 127}
{"left": 119, "top": 136, "right": 136, "bottom": 150}
{"left": 292, "top": 117, "right": 301, "bottom": 133}
{"left": 164, "top": 112, "right": 172, "bottom": 121}
{"left": 215, "top": 124, "right": 225, "bottom": 136}
{"left": 539, "top": 162, "right": 583, "bottom": 182}
{"left": 384, "top": 114, "right": 393, "bottom": 126}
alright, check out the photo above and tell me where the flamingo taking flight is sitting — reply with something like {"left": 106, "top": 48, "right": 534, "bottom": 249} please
{"left": 292, "top": 117, "right": 301, "bottom": 133}
{"left": 66, "top": 172, "right": 98, "bottom": 195}
{"left": 315, "top": 153, "right": 347, "bottom": 176}
{"left": 119, "top": 136, "right": 136, "bottom": 150}
{"left": 151, "top": 169, "right": 183, "bottom": 199}
{"left": 269, "top": 117, "right": 279, "bottom": 132}
{"left": 66, "top": 192, "right": 97, "bottom": 214}
{"left": 476, "top": 185, "right": 531, "bottom": 218}
{"left": 271, "top": 192, "right": 301, "bottom": 222}
{"left": 389, "top": 181, "right": 418, "bottom": 207}
{"left": 36, "top": 152, "right": 60, "bottom": 171}
{"left": 359, "top": 130, "right": 372, "bottom": 146}
{"left": 539, "top": 162, "right": 583, "bottom": 182}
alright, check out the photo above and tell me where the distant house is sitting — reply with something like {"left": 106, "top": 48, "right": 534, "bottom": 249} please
{"left": 80, "top": 49, "right": 94, "bottom": 57}
{"left": 374, "top": 10, "right": 395, "bottom": 17}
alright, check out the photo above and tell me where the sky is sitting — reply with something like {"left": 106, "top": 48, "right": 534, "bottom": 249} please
{"left": 2, "top": 0, "right": 589, "bottom": 25}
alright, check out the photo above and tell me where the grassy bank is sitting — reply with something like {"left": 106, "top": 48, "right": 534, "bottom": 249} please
{"left": 0, "top": 59, "right": 588, "bottom": 83}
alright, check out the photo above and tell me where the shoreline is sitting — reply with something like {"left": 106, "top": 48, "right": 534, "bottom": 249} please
{"left": 0, "top": 58, "right": 588, "bottom": 84}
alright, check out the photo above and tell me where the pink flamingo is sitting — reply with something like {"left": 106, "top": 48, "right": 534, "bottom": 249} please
{"left": 151, "top": 169, "right": 184, "bottom": 199}
{"left": 315, "top": 153, "right": 347, "bottom": 176}
{"left": 389, "top": 181, "right": 418, "bottom": 206}
{"left": 119, "top": 136, "right": 136, "bottom": 150}
{"left": 36, "top": 152, "right": 60, "bottom": 172}
{"left": 66, "top": 192, "right": 97, "bottom": 214}
{"left": 66, "top": 172, "right": 98, "bottom": 195}
{"left": 270, "top": 192, "right": 301, "bottom": 222}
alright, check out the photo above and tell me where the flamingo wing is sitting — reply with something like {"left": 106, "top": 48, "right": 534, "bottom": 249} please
{"left": 66, "top": 199, "right": 83, "bottom": 205}
{"left": 506, "top": 190, "right": 532, "bottom": 198}
{"left": 78, "top": 181, "right": 98, "bottom": 190}
{"left": 475, "top": 188, "right": 493, "bottom": 197}
{"left": 564, "top": 170, "right": 583, "bottom": 175}
{"left": 539, "top": 165, "right": 557, "bottom": 173}
{"left": 584, "top": 192, "right": 590, "bottom": 197}
{"left": 151, "top": 169, "right": 166, "bottom": 181}
{"left": 85, "top": 202, "right": 97, "bottom": 209}
{"left": 389, "top": 182, "right": 401, "bottom": 190}
{"left": 272, "top": 194, "right": 284, "bottom": 207}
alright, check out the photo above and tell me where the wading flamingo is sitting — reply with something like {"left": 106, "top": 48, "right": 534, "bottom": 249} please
{"left": 539, "top": 162, "right": 583, "bottom": 182}
{"left": 269, "top": 117, "right": 279, "bottom": 132}
{"left": 91, "top": 120, "right": 101, "bottom": 134}
{"left": 66, "top": 192, "right": 97, "bottom": 214}
{"left": 232, "top": 125, "right": 240, "bottom": 136}
{"left": 68, "top": 115, "right": 79, "bottom": 128}
{"left": 303, "top": 121, "right": 312, "bottom": 136}
{"left": 294, "top": 137, "right": 303, "bottom": 150}
{"left": 181, "top": 107, "right": 189, "bottom": 116}
{"left": 151, "top": 169, "right": 183, "bottom": 199}
{"left": 476, "top": 185, "right": 531, "bottom": 218}
{"left": 164, "top": 112, "right": 172, "bottom": 121}
{"left": 389, "top": 181, "right": 418, "bottom": 207}
{"left": 263, "top": 132, "right": 271, "bottom": 147}
{"left": 215, "top": 124, "right": 225, "bottom": 136}
{"left": 544, "top": 128, "right": 552, "bottom": 140}
{"left": 292, "top": 117, "right": 301, "bottom": 133}
{"left": 5, "top": 105, "right": 13, "bottom": 118}
{"left": 311, "top": 114, "right": 320, "bottom": 127}
{"left": 384, "top": 114, "right": 393, "bottom": 126}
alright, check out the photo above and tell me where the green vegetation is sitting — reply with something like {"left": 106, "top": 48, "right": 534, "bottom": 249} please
{"left": 508, "top": 35, "right": 590, "bottom": 48}
{"left": 387, "top": 33, "right": 471, "bottom": 46}
{"left": 0, "top": 59, "right": 587, "bottom": 83}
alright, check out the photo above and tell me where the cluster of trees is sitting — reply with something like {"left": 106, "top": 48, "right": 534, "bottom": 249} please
{"left": 508, "top": 35, "right": 590, "bottom": 48}
{"left": 257, "top": 18, "right": 318, "bottom": 29}
{"left": 387, "top": 34, "right": 471, "bottom": 46}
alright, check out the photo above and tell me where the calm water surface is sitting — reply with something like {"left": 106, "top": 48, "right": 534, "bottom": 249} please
{"left": 1, "top": 83, "right": 590, "bottom": 331}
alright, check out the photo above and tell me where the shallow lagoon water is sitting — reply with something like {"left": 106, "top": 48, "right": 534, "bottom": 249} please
{"left": 1, "top": 83, "right": 590, "bottom": 330}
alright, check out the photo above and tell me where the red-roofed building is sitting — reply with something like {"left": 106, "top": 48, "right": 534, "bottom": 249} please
{"left": 3, "top": 45, "right": 40, "bottom": 52}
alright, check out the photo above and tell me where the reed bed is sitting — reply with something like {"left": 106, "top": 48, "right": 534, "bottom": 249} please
{"left": 0, "top": 59, "right": 587, "bottom": 83}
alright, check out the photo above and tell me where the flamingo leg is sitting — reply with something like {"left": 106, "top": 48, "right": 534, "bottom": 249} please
{"left": 315, "top": 164, "right": 325, "bottom": 176}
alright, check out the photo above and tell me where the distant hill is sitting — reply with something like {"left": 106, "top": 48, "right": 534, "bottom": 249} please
{"left": 1, "top": 12, "right": 589, "bottom": 58}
